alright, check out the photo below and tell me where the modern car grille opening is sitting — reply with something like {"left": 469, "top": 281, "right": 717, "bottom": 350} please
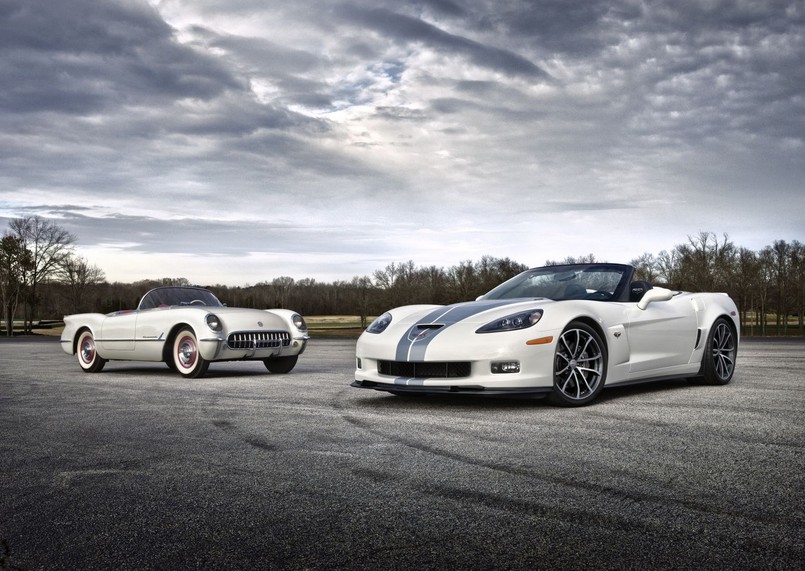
{"left": 377, "top": 360, "right": 471, "bottom": 378}
{"left": 227, "top": 331, "right": 291, "bottom": 349}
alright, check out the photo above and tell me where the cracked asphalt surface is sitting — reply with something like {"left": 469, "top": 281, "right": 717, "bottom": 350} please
{"left": 1, "top": 337, "right": 803, "bottom": 570}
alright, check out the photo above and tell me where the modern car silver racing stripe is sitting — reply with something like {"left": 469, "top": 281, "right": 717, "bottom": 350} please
{"left": 394, "top": 300, "right": 517, "bottom": 362}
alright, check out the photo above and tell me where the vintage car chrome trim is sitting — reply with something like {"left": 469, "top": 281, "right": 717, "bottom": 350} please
{"left": 227, "top": 331, "right": 291, "bottom": 350}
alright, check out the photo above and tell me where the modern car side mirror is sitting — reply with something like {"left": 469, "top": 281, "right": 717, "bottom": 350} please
{"left": 637, "top": 287, "right": 674, "bottom": 310}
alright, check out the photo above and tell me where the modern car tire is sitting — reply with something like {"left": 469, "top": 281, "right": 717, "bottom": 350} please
{"left": 77, "top": 329, "right": 106, "bottom": 373}
{"left": 699, "top": 317, "right": 737, "bottom": 385}
{"left": 264, "top": 355, "right": 298, "bottom": 374}
{"left": 173, "top": 327, "right": 209, "bottom": 378}
{"left": 548, "top": 321, "right": 607, "bottom": 407}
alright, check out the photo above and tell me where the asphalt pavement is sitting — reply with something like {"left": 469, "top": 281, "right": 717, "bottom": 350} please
{"left": 1, "top": 337, "right": 803, "bottom": 570}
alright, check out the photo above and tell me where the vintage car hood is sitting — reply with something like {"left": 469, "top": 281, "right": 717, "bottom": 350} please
{"left": 206, "top": 307, "right": 290, "bottom": 328}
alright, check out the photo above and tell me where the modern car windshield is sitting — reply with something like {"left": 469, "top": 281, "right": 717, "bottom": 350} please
{"left": 481, "top": 265, "right": 630, "bottom": 302}
{"left": 138, "top": 287, "right": 223, "bottom": 310}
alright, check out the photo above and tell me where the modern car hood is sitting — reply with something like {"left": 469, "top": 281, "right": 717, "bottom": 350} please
{"left": 397, "top": 298, "right": 552, "bottom": 326}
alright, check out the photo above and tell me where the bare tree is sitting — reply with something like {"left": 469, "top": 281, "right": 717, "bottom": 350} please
{"left": 673, "top": 232, "right": 736, "bottom": 292}
{"left": 791, "top": 241, "right": 805, "bottom": 334}
{"left": 58, "top": 254, "right": 106, "bottom": 314}
{"left": 630, "top": 252, "right": 660, "bottom": 283}
{"left": 271, "top": 276, "right": 295, "bottom": 308}
{"left": 0, "top": 234, "right": 33, "bottom": 336}
{"left": 765, "top": 240, "right": 792, "bottom": 335}
{"left": 9, "top": 216, "right": 75, "bottom": 332}
{"left": 350, "top": 275, "right": 373, "bottom": 327}
{"left": 545, "top": 254, "right": 597, "bottom": 266}
{"left": 448, "top": 260, "right": 477, "bottom": 300}
{"left": 373, "top": 261, "right": 404, "bottom": 290}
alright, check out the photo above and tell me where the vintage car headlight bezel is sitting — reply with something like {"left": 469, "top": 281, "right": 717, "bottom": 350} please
{"left": 205, "top": 313, "right": 223, "bottom": 332}
{"left": 366, "top": 312, "right": 393, "bottom": 334}
{"left": 292, "top": 313, "right": 307, "bottom": 331}
{"left": 476, "top": 309, "right": 544, "bottom": 333}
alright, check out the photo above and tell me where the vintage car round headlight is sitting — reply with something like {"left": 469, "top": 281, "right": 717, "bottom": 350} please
{"left": 367, "top": 312, "right": 392, "bottom": 334}
{"left": 292, "top": 313, "right": 307, "bottom": 331}
{"left": 205, "top": 313, "right": 223, "bottom": 332}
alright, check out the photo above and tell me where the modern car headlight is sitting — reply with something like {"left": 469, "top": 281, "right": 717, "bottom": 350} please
{"left": 476, "top": 310, "right": 543, "bottom": 333}
{"left": 366, "top": 312, "right": 392, "bottom": 334}
{"left": 292, "top": 313, "right": 307, "bottom": 331}
{"left": 205, "top": 313, "right": 223, "bottom": 332}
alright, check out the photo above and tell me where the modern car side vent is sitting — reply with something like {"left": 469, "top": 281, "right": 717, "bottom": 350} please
{"left": 378, "top": 360, "right": 471, "bottom": 378}
{"left": 228, "top": 331, "right": 291, "bottom": 349}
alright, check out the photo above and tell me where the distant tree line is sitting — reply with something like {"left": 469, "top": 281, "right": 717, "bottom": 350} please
{"left": 2, "top": 217, "right": 803, "bottom": 335}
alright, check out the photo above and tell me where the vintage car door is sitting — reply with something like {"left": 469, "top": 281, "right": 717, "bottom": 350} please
{"left": 100, "top": 311, "right": 137, "bottom": 352}
{"left": 625, "top": 296, "right": 698, "bottom": 374}
{"left": 133, "top": 308, "right": 171, "bottom": 360}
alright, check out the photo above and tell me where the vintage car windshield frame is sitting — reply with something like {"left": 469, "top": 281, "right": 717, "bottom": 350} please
{"left": 137, "top": 286, "right": 224, "bottom": 310}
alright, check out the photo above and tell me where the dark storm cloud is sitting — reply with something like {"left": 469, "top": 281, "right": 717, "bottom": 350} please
{"left": 188, "top": 25, "right": 336, "bottom": 109}
{"left": 472, "top": 0, "right": 625, "bottom": 56}
{"left": 52, "top": 211, "right": 390, "bottom": 259}
{"left": 0, "top": 0, "right": 802, "bottom": 284}
{"left": 0, "top": 0, "right": 245, "bottom": 115}
{"left": 333, "top": 4, "right": 550, "bottom": 78}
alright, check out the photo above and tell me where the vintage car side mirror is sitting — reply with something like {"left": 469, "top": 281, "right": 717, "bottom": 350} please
{"left": 637, "top": 287, "right": 674, "bottom": 310}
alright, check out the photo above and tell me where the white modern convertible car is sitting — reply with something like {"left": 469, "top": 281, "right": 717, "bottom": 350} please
{"left": 61, "top": 286, "right": 309, "bottom": 378}
{"left": 352, "top": 263, "right": 739, "bottom": 406}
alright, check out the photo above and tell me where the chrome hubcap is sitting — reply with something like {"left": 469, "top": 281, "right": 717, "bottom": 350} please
{"left": 80, "top": 336, "right": 95, "bottom": 364}
{"left": 555, "top": 328, "right": 604, "bottom": 400}
{"left": 177, "top": 337, "right": 197, "bottom": 369}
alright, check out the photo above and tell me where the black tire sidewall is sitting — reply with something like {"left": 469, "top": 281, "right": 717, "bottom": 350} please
{"left": 264, "top": 355, "right": 298, "bottom": 374}
{"left": 702, "top": 317, "right": 736, "bottom": 385}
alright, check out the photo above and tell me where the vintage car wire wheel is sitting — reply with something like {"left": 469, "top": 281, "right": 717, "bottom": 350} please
{"left": 264, "top": 355, "right": 298, "bottom": 374}
{"left": 700, "top": 318, "right": 736, "bottom": 385}
{"left": 173, "top": 327, "right": 209, "bottom": 378}
{"left": 77, "top": 329, "right": 106, "bottom": 373}
{"left": 549, "top": 322, "right": 607, "bottom": 406}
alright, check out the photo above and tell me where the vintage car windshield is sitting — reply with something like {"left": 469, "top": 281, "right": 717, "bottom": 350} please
{"left": 481, "top": 264, "right": 631, "bottom": 302}
{"left": 138, "top": 287, "right": 224, "bottom": 310}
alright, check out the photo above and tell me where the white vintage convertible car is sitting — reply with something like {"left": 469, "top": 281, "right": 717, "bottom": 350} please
{"left": 352, "top": 263, "right": 739, "bottom": 406}
{"left": 61, "top": 286, "right": 309, "bottom": 378}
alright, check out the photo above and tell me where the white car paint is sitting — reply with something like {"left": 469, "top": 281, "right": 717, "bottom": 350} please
{"left": 61, "top": 286, "right": 309, "bottom": 377}
{"left": 353, "top": 264, "right": 739, "bottom": 406}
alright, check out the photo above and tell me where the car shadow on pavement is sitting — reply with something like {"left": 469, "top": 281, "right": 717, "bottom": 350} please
{"left": 352, "top": 376, "right": 698, "bottom": 410}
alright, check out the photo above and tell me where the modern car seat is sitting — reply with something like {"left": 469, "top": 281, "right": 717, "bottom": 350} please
{"left": 629, "top": 280, "right": 653, "bottom": 302}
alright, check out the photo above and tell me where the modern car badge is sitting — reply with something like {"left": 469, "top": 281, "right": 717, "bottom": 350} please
{"left": 408, "top": 328, "right": 431, "bottom": 341}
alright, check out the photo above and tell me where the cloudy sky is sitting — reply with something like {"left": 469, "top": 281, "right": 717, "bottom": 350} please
{"left": 1, "top": 0, "right": 803, "bottom": 285}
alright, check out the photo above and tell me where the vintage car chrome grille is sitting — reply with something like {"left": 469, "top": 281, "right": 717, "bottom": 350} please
{"left": 227, "top": 331, "right": 291, "bottom": 350}
{"left": 377, "top": 360, "right": 471, "bottom": 378}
